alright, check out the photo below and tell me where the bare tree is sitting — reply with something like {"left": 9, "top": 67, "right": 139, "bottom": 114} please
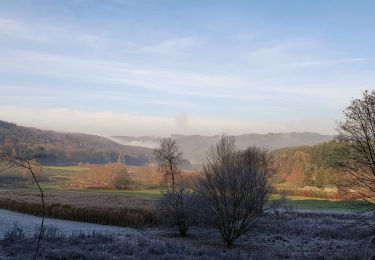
{"left": 153, "top": 138, "right": 183, "bottom": 192}
{"left": 154, "top": 138, "right": 194, "bottom": 236}
{"left": 195, "top": 136, "right": 272, "bottom": 248}
{"left": 0, "top": 152, "right": 45, "bottom": 260}
{"left": 336, "top": 90, "right": 375, "bottom": 203}
{"left": 160, "top": 177, "right": 194, "bottom": 237}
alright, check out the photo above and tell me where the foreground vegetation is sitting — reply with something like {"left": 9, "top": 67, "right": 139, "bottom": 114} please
{"left": 0, "top": 199, "right": 156, "bottom": 228}
{"left": 1, "top": 211, "right": 374, "bottom": 259}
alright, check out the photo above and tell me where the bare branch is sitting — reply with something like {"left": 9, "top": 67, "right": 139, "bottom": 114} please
{"left": 0, "top": 151, "right": 45, "bottom": 260}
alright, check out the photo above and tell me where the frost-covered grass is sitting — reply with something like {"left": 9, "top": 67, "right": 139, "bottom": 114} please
{"left": 0, "top": 209, "right": 140, "bottom": 240}
{"left": 1, "top": 229, "right": 255, "bottom": 260}
{"left": 1, "top": 210, "right": 375, "bottom": 259}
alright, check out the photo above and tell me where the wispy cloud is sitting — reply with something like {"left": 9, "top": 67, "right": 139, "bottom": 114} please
{"left": 0, "top": 17, "right": 67, "bottom": 42}
{"left": 0, "top": 50, "right": 247, "bottom": 94}
{"left": 287, "top": 58, "right": 372, "bottom": 68}
{"left": 0, "top": 17, "right": 131, "bottom": 53}
{"left": 140, "top": 37, "right": 203, "bottom": 55}
{"left": 241, "top": 38, "right": 372, "bottom": 71}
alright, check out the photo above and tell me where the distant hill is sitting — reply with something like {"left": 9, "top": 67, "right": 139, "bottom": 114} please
{"left": 0, "top": 119, "right": 334, "bottom": 167}
{"left": 0, "top": 120, "right": 153, "bottom": 166}
{"left": 112, "top": 132, "right": 334, "bottom": 164}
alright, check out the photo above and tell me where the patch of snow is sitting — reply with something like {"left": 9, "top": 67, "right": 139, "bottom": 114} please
{"left": 0, "top": 209, "right": 139, "bottom": 238}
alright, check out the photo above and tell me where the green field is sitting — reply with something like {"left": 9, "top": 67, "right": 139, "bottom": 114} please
{"left": 46, "top": 166, "right": 89, "bottom": 172}
{"left": 0, "top": 165, "right": 162, "bottom": 198}
{"left": 0, "top": 165, "right": 373, "bottom": 211}
{"left": 270, "top": 195, "right": 371, "bottom": 212}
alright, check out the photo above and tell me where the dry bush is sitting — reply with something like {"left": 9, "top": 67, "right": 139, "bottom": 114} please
{"left": 4, "top": 224, "right": 26, "bottom": 242}
{"left": 128, "top": 165, "right": 195, "bottom": 188}
{"left": 0, "top": 199, "right": 156, "bottom": 228}
{"left": 159, "top": 177, "right": 196, "bottom": 237}
{"left": 128, "top": 166, "right": 162, "bottom": 187}
{"left": 86, "top": 163, "right": 130, "bottom": 189}
{"left": 196, "top": 136, "right": 272, "bottom": 248}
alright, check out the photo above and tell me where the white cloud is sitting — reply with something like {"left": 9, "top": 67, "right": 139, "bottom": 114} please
{"left": 0, "top": 50, "right": 247, "bottom": 94}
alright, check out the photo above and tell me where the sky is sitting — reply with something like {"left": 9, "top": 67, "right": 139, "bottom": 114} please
{"left": 0, "top": 0, "right": 374, "bottom": 137}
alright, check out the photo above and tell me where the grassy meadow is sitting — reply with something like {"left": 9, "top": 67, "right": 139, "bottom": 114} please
{"left": 0, "top": 165, "right": 372, "bottom": 213}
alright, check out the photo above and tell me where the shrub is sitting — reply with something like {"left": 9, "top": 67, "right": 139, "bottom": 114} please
{"left": 88, "top": 163, "right": 130, "bottom": 189}
{"left": 0, "top": 199, "right": 156, "bottom": 228}
{"left": 4, "top": 224, "right": 25, "bottom": 242}
{"left": 160, "top": 178, "right": 195, "bottom": 236}
{"left": 195, "top": 136, "right": 272, "bottom": 248}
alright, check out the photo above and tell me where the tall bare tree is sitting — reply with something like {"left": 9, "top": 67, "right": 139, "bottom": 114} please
{"left": 337, "top": 90, "right": 375, "bottom": 202}
{"left": 153, "top": 138, "right": 183, "bottom": 192}
{"left": 0, "top": 152, "right": 45, "bottom": 260}
{"left": 154, "top": 138, "right": 195, "bottom": 236}
{"left": 195, "top": 136, "right": 272, "bottom": 248}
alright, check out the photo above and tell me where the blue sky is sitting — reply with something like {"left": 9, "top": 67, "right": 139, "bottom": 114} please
{"left": 0, "top": 0, "right": 374, "bottom": 136}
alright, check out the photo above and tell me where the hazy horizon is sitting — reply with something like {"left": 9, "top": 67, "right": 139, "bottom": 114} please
{"left": 1, "top": 1, "right": 374, "bottom": 136}
{"left": 0, "top": 117, "right": 335, "bottom": 139}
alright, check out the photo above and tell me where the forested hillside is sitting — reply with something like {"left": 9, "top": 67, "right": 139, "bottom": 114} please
{"left": 272, "top": 141, "right": 344, "bottom": 188}
{"left": 0, "top": 120, "right": 153, "bottom": 165}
